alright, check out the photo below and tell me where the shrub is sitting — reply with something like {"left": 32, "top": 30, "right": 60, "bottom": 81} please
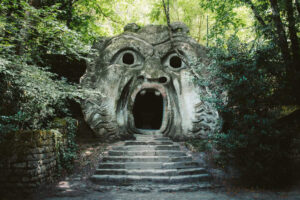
{"left": 198, "top": 36, "right": 294, "bottom": 187}
{"left": 0, "top": 56, "right": 83, "bottom": 134}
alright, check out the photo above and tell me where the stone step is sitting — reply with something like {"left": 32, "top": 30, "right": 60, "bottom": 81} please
{"left": 95, "top": 168, "right": 207, "bottom": 176}
{"left": 93, "top": 183, "right": 215, "bottom": 192}
{"left": 92, "top": 134, "right": 213, "bottom": 188}
{"left": 134, "top": 134, "right": 164, "bottom": 137}
{"left": 90, "top": 174, "right": 211, "bottom": 185}
{"left": 102, "top": 156, "right": 192, "bottom": 162}
{"left": 113, "top": 145, "right": 180, "bottom": 151}
{"left": 134, "top": 136, "right": 171, "bottom": 139}
{"left": 108, "top": 150, "right": 187, "bottom": 157}
{"left": 125, "top": 141, "right": 174, "bottom": 145}
{"left": 134, "top": 135, "right": 170, "bottom": 140}
{"left": 97, "top": 161, "right": 199, "bottom": 169}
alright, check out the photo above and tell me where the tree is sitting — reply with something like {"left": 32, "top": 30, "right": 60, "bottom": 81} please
{"left": 200, "top": 0, "right": 300, "bottom": 104}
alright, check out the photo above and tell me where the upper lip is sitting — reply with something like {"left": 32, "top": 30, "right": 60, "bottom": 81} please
{"left": 139, "top": 89, "right": 161, "bottom": 96}
{"left": 130, "top": 83, "right": 167, "bottom": 104}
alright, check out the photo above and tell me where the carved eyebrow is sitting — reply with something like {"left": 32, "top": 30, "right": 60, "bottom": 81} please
{"left": 110, "top": 47, "right": 144, "bottom": 64}
{"left": 103, "top": 36, "right": 154, "bottom": 57}
{"left": 121, "top": 34, "right": 153, "bottom": 47}
{"left": 153, "top": 38, "right": 170, "bottom": 46}
{"left": 157, "top": 41, "right": 193, "bottom": 58}
{"left": 159, "top": 46, "right": 187, "bottom": 59}
{"left": 161, "top": 50, "right": 182, "bottom": 58}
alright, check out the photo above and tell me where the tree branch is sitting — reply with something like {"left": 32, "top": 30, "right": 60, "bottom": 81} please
{"left": 242, "top": 0, "right": 275, "bottom": 39}
{"left": 285, "top": 0, "right": 300, "bottom": 66}
{"left": 269, "top": 0, "right": 291, "bottom": 65}
{"left": 295, "top": 0, "right": 300, "bottom": 16}
{"left": 243, "top": 0, "right": 267, "bottom": 27}
{"left": 96, "top": 5, "right": 122, "bottom": 24}
{"left": 161, "top": 0, "right": 202, "bottom": 80}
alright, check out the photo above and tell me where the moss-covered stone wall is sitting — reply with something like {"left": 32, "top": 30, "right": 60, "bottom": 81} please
{"left": 0, "top": 130, "right": 62, "bottom": 192}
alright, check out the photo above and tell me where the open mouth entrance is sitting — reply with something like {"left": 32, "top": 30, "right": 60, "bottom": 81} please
{"left": 133, "top": 89, "right": 163, "bottom": 130}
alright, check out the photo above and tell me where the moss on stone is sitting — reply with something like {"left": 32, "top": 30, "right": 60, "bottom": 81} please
{"left": 0, "top": 130, "right": 58, "bottom": 162}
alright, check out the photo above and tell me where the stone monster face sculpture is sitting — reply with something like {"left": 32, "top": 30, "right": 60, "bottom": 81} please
{"left": 80, "top": 23, "right": 220, "bottom": 141}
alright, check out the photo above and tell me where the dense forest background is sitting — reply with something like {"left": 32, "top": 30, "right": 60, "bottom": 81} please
{"left": 0, "top": 0, "right": 299, "bottom": 187}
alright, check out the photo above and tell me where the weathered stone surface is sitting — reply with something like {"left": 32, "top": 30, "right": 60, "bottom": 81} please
{"left": 12, "top": 162, "right": 27, "bottom": 168}
{"left": 91, "top": 134, "right": 212, "bottom": 186}
{"left": 0, "top": 131, "right": 61, "bottom": 193}
{"left": 80, "top": 22, "right": 221, "bottom": 141}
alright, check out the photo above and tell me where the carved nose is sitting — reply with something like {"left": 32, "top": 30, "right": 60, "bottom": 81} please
{"left": 137, "top": 75, "right": 170, "bottom": 84}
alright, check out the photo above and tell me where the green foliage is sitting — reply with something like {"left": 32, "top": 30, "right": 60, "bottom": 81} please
{"left": 201, "top": 36, "right": 294, "bottom": 186}
{"left": 193, "top": 0, "right": 299, "bottom": 186}
{"left": 52, "top": 117, "right": 78, "bottom": 172}
{"left": 0, "top": 56, "right": 84, "bottom": 133}
{"left": 0, "top": 0, "right": 89, "bottom": 171}
{"left": 1, "top": 0, "right": 298, "bottom": 185}
{"left": 186, "top": 139, "right": 213, "bottom": 152}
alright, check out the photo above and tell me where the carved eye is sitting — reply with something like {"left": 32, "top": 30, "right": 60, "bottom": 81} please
{"left": 169, "top": 55, "right": 182, "bottom": 68}
{"left": 113, "top": 49, "right": 143, "bottom": 67}
{"left": 122, "top": 52, "right": 135, "bottom": 65}
{"left": 163, "top": 52, "right": 185, "bottom": 70}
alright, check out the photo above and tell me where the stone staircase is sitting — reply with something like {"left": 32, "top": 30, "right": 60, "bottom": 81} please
{"left": 91, "top": 134, "right": 213, "bottom": 191}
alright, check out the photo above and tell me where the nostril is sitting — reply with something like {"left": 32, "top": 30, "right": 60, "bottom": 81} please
{"left": 137, "top": 75, "right": 145, "bottom": 81}
{"left": 159, "top": 76, "right": 168, "bottom": 84}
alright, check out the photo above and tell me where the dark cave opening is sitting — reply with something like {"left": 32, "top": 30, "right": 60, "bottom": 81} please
{"left": 133, "top": 89, "right": 163, "bottom": 130}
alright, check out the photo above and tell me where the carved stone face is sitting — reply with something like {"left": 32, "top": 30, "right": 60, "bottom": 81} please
{"left": 80, "top": 23, "right": 220, "bottom": 141}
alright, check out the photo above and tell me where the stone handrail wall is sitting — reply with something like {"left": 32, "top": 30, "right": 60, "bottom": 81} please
{"left": 0, "top": 130, "right": 62, "bottom": 193}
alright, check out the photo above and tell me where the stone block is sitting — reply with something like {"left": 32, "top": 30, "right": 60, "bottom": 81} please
{"left": 22, "top": 177, "right": 30, "bottom": 182}
{"left": 14, "top": 168, "right": 28, "bottom": 175}
{"left": 12, "top": 162, "right": 27, "bottom": 168}
{"left": 27, "top": 183, "right": 37, "bottom": 188}
{"left": 27, "top": 161, "right": 40, "bottom": 168}
{"left": 29, "top": 147, "right": 44, "bottom": 154}
{"left": 46, "top": 152, "right": 55, "bottom": 157}
{"left": 27, "top": 153, "right": 47, "bottom": 161}
{"left": 27, "top": 168, "right": 39, "bottom": 176}
{"left": 50, "top": 160, "right": 57, "bottom": 167}
{"left": 40, "top": 165, "right": 47, "bottom": 173}
{"left": 30, "top": 176, "right": 40, "bottom": 182}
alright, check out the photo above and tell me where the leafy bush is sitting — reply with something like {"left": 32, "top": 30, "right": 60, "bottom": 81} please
{"left": 50, "top": 117, "right": 78, "bottom": 173}
{"left": 198, "top": 36, "right": 294, "bottom": 187}
{"left": 0, "top": 1, "right": 92, "bottom": 171}
{"left": 0, "top": 0, "right": 92, "bottom": 132}
{"left": 0, "top": 56, "right": 83, "bottom": 133}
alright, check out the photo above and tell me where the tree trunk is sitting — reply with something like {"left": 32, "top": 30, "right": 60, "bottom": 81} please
{"left": 269, "top": 0, "right": 291, "bottom": 67}
{"left": 197, "top": 15, "right": 203, "bottom": 43}
{"left": 4, "top": 1, "right": 16, "bottom": 41}
{"left": 16, "top": 0, "right": 41, "bottom": 55}
{"left": 243, "top": 0, "right": 267, "bottom": 27}
{"left": 30, "top": 0, "right": 41, "bottom": 8}
{"left": 15, "top": 0, "right": 25, "bottom": 56}
{"left": 286, "top": 0, "right": 300, "bottom": 68}
{"left": 66, "top": 0, "right": 73, "bottom": 28}
{"left": 295, "top": 0, "right": 300, "bottom": 15}
{"left": 243, "top": 0, "right": 273, "bottom": 39}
